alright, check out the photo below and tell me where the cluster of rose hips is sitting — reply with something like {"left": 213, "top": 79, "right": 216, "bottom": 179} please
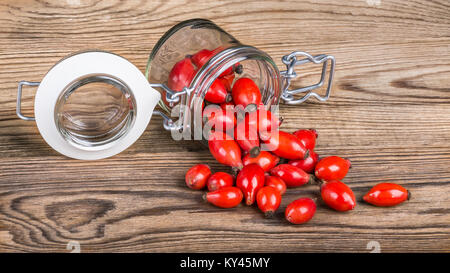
{"left": 170, "top": 48, "right": 411, "bottom": 224}
{"left": 166, "top": 47, "right": 240, "bottom": 107}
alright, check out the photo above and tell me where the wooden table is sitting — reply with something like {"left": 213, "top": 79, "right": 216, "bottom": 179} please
{"left": 0, "top": 0, "right": 449, "bottom": 253}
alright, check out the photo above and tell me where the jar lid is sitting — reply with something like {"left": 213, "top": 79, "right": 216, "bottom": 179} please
{"left": 33, "top": 51, "right": 160, "bottom": 160}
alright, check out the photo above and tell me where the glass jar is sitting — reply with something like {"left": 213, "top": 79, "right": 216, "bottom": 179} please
{"left": 145, "top": 18, "right": 335, "bottom": 139}
{"left": 16, "top": 19, "right": 334, "bottom": 160}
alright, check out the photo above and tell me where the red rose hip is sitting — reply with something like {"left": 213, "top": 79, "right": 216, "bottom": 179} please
{"left": 245, "top": 107, "right": 282, "bottom": 133}
{"left": 208, "top": 131, "right": 243, "bottom": 169}
{"left": 257, "top": 186, "right": 282, "bottom": 218}
{"left": 185, "top": 164, "right": 211, "bottom": 190}
{"left": 289, "top": 150, "right": 319, "bottom": 174}
{"left": 204, "top": 187, "right": 243, "bottom": 208}
{"left": 192, "top": 49, "right": 213, "bottom": 68}
{"left": 293, "top": 129, "right": 318, "bottom": 151}
{"left": 315, "top": 156, "right": 351, "bottom": 181}
{"left": 231, "top": 78, "right": 262, "bottom": 108}
{"left": 242, "top": 151, "right": 280, "bottom": 172}
{"left": 260, "top": 130, "right": 308, "bottom": 160}
{"left": 265, "top": 175, "right": 287, "bottom": 195}
{"left": 236, "top": 163, "right": 265, "bottom": 205}
{"left": 207, "top": 172, "right": 234, "bottom": 191}
{"left": 321, "top": 180, "right": 356, "bottom": 211}
{"left": 285, "top": 198, "right": 316, "bottom": 224}
{"left": 204, "top": 79, "right": 231, "bottom": 104}
{"left": 165, "top": 57, "right": 196, "bottom": 107}
{"left": 218, "top": 73, "right": 235, "bottom": 92}
{"left": 270, "top": 164, "right": 312, "bottom": 187}
{"left": 168, "top": 57, "right": 196, "bottom": 92}
{"left": 191, "top": 48, "right": 235, "bottom": 77}
{"left": 203, "top": 106, "right": 236, "bottom": 132}
{"left": 363, "top": 183, "right": 410, "bottom": 207}
{"left": 234, "top": 121, "right": 260, "bottom": 157}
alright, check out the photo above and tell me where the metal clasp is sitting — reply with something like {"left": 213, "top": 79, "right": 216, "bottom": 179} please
{"left": 152, "top": 110, "right": 182, "bottom": 131}
{"left": 17, "top": 81, "right": 40, "bottom": 121}
{"left": 149, "top": 83, "right": 190, "bottom": 104}
{"left": 280, "top": 51, "right": 335, "bottom": 105}
{"left": 149, "top": 83, "right": 191, "bottom": 131}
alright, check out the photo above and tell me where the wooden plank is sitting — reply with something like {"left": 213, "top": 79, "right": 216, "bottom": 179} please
{"left": 0, "top": 0, "right": 449, "bottom": 252}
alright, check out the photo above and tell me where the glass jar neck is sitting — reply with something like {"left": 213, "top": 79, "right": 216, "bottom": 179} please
{"left": 178, "top": 45, "right": 281, "bottom": 138}
{"left": 189, "top": 45, "right": 280, "bottom": 104}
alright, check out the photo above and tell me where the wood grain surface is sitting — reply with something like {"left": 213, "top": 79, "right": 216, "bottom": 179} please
{"left": 0, "top": 0, "right": 449, "bottom": 253}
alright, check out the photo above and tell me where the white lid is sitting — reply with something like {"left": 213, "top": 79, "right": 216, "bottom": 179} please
{"left": 34, "top": 51, "right": 161, "bottom": 160}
